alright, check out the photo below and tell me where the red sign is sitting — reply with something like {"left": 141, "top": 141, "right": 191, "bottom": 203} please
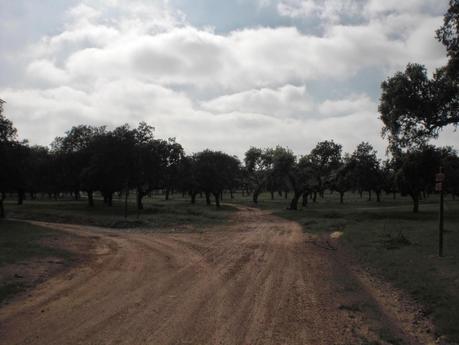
{"left": 436, "top": 173, "right": 445, "bottom": 182}
{"left": 435, "top": 182, "right": 443, "bottom": 192}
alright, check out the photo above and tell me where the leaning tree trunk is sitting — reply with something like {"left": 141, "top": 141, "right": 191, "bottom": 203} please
{"left": 136, "top": 191, "right": 144, "bottom": 210}
{"left": 213, "top": 192, "right": 221, "bottom": 208}
{"left": 302, "top": 192, "right": 309, "bottom": 207}
{"left": 253, "top": 187, "right": 262, "bottom": 204}
{"left": 190, "top": 192, "right": 197, "bottom": 204}
{"left": 289, "top": 191, "right": 302, "bottom": 210}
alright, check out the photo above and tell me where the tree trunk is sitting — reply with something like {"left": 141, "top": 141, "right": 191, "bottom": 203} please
{"left": 270, "top": 191, "right": 274, "bottom": 200}
{"left": 376, "top": 191, "right": 381, "bottom": 203}
{"left": 0, "top": 192, "right": 5, "bottom": 218}
{"left": 359, "top": 191, "right": 363, "bottom": 199}
{"left": 289, "top": 192, "right": 301, "bottom": 210}
{"left": 214, "top": 193, "right": 220, "bottom": 208}
{"left": 284, "top": 191, "right": 288, "bottom": 200}
{"left": 17, "top": 190, "right": 24, "bottom": 205}
{"left": 136, "top": 191, "right": 144, "bottom": 210}
{"left": 253, "top": 188, "right": 261, "bottom": 204}
{"left": 302, "top": 192, "right": 308, "bottom": 207}
{"left": 165, "top": 189, "right": 170, "bottom": 201}
{"left": 340, "top": 191, "right": 344, "bottom": 204}
{"left": 124, "top": 189, "right": 129, "bottom": 219}
{"left": 205, "top": 192, "right": 211, "bottom": 206}
{"left": 411, "top": 193, "right": 419, "bottom": 213}
{"left": 313, "top": 192, "right": 317, "bottom": 203}
{"left": 191, "top": 192, "right": 197, "bottom": 204}
{"left": 368, "top": 190, "right": 372, "bottom": 201}
{"left": 74, "top": 190, "right": 80, "bottom": 201}
{"left": 88, "top": 191, "right": 94, "bottom": 207}
{"left": 107, "top": 193, "right": 113, "bottom": 207}
{"left": 393, "top": 192, "right": 396, "bottom": 200}
{"left": 230, "top": 190, "right": 234, "bottom": 199}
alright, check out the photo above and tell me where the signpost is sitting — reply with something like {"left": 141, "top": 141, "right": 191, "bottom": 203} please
{"left": 436, "top": 168, "right": 445, "bottom": 257}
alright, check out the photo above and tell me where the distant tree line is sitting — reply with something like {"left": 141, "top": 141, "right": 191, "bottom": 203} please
{"left": 1, "top": 100, "right": 458, "bottom": 218}
{"left": 243, "top": 141, "right": 459, "bottom": 212}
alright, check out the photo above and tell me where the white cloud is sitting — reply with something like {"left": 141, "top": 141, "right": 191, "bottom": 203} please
{"left": 201, "top": 85, "right": 312, "bottom": 117}
{"left": 277, "top": 0, "right": 445, "bottom": 22}
{"left": 26, "top": 60, "right": 70, "bottom": 87}
{"left": 277, "top": 0, "right": 319, "bottom": 18}
{"left": 19, "top": 1, "right": 447, "bottom": 93}
{"left": 318, "top": 94, "right": 375, "bottom": 116}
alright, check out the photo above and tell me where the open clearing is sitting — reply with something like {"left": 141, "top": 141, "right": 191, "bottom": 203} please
{"left": 0, "top": 207, "right": 438, "bottom": 345}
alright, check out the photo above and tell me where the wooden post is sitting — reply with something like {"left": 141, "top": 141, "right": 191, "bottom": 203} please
{"left": 435, "top": 168, "right": 445, "bottom": 257}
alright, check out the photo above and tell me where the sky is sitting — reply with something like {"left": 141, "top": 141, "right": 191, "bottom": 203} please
{"left": 0, "top": 0, "right": 457, "bottom": 157}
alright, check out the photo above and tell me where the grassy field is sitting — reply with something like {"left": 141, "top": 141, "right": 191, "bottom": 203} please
{"left": 0, "top": 220, "right": 75, "bottom": 304}
{"left": 4, "top": 194, "right": 237, "bottom": 230}
{"left": 241, "top": 192, "right": 459, "bottom": 343}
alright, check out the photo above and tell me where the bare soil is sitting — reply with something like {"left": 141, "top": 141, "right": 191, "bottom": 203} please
{"left": 0, "top": 207, "right": 438, "bottom": 345}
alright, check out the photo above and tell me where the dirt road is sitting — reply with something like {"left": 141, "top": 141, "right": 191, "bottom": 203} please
{"left": 0, "top": 208, "right": 435, "bottom": 345}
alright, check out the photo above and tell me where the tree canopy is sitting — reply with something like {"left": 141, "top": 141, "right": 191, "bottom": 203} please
{"left": 379, "top": 1, "right": 459, "bottom": 149}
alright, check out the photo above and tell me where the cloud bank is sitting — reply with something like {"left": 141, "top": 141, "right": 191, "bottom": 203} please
{"left": 0, "top": 0, "right": 455, "bottom": 157}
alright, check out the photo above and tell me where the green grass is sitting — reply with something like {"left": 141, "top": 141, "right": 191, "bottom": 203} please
{"left": 236, "top": 191, "right": 459, "bottom": 343}
{"left": 0, "top": 220, "right": 74, "bottom": 303}
{"left": 4, "top": 194, "right": 237, "bottom": 230}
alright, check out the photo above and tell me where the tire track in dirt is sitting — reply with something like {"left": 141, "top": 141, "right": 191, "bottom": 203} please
{"left": 0, "top": 208, "right": 435, "bottom": 345}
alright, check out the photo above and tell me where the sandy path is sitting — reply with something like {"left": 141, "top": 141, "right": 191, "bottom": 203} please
{"left": 0, "top": 208, "right": 431, "bottom": 345}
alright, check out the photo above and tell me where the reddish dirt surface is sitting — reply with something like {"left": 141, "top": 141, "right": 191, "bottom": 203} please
{"left": 0, "top": 208, "right": 437, "bottom": 345}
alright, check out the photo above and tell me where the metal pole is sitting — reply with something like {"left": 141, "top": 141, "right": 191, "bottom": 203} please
{"left": 436, "top": 167, "right": 445, "bottom": 257}
{"left": 439, "top": 186, "right": 444, "bottom": 257}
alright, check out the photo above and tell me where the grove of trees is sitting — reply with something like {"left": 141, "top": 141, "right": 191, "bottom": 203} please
{"left": 1, "top": 97, "right": 458, "bottom": 217}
